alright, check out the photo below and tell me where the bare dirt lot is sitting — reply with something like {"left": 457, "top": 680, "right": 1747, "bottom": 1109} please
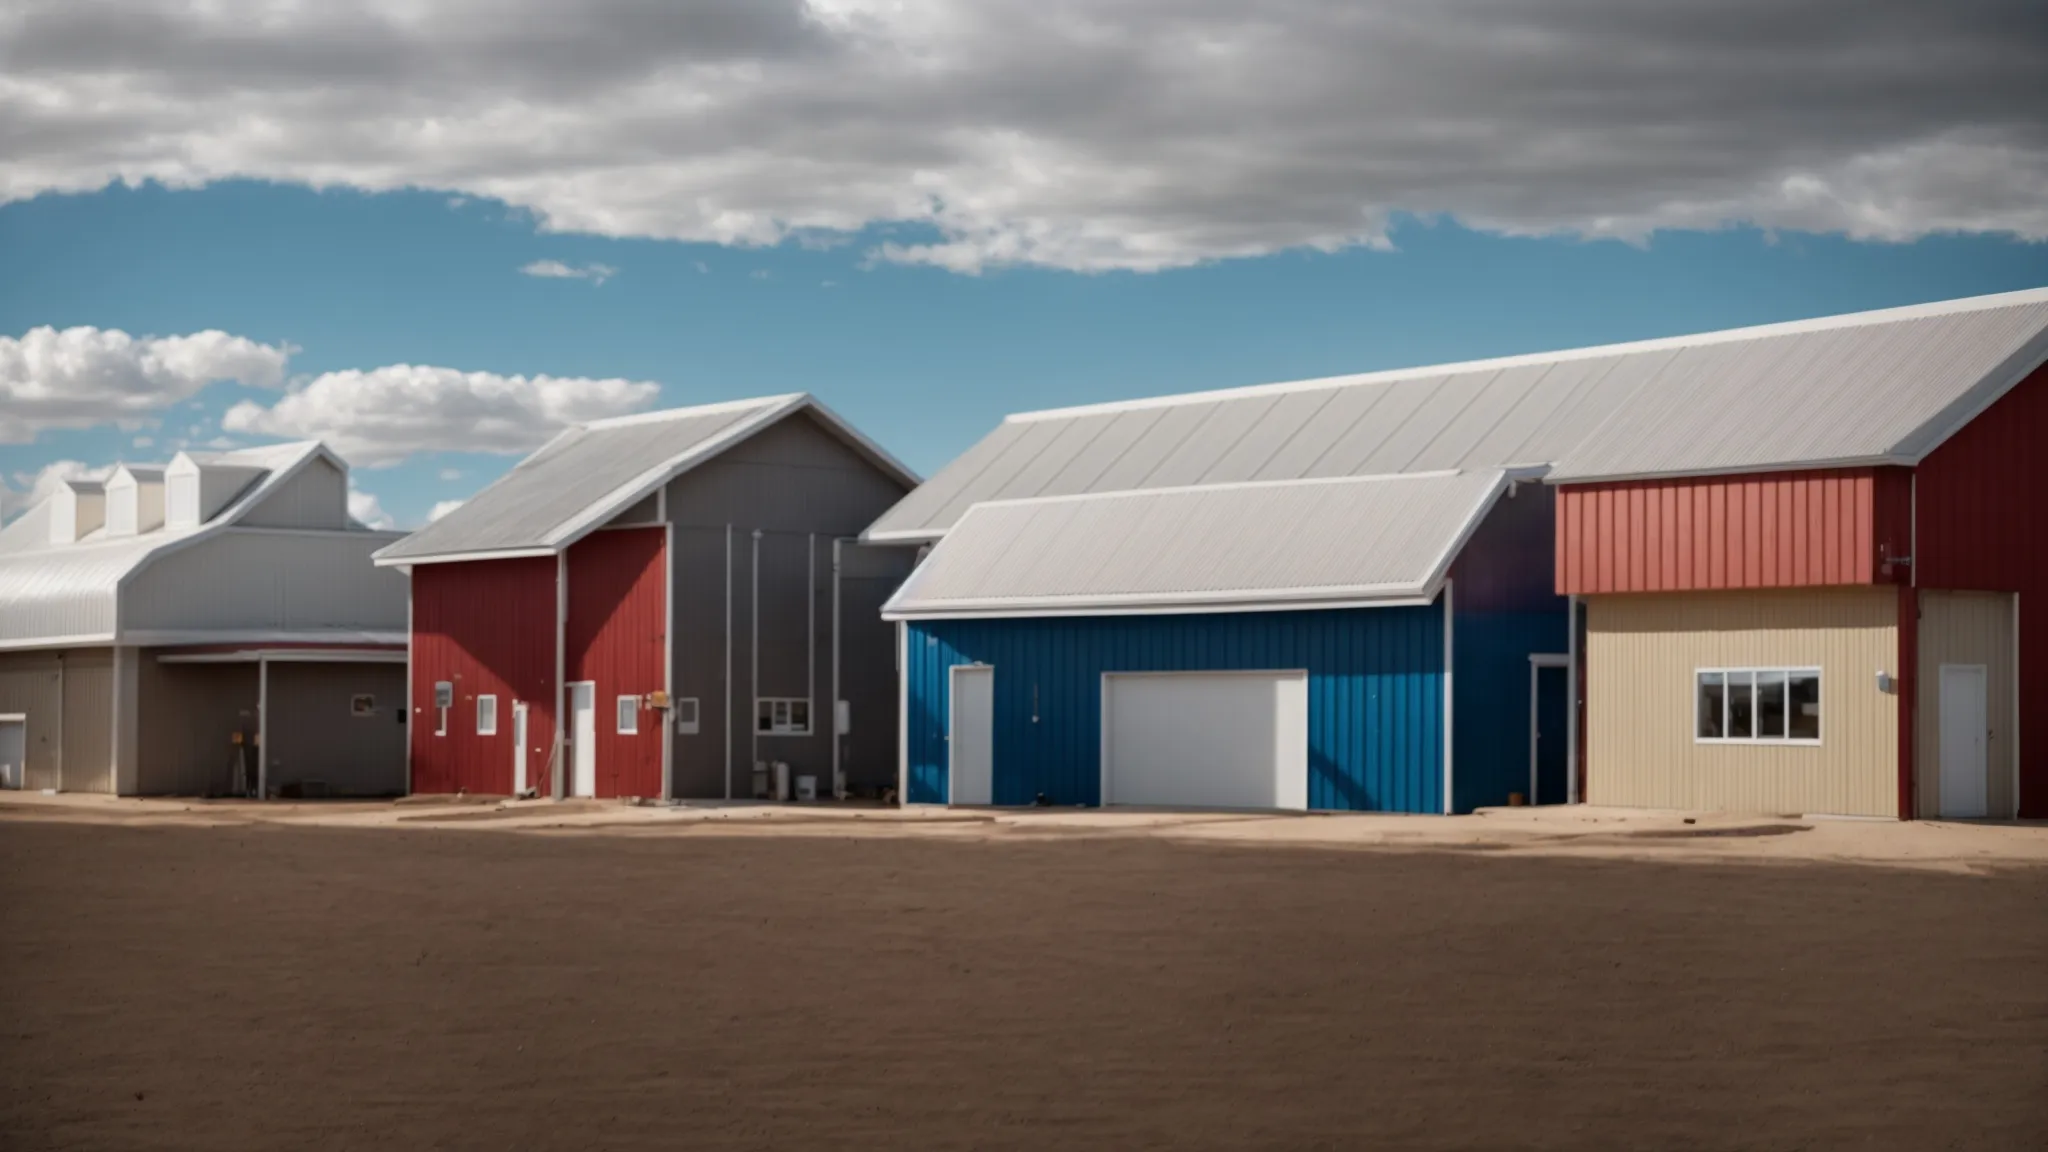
{"left": 2, "top": 807, "right": 2045, "bottom": 1151}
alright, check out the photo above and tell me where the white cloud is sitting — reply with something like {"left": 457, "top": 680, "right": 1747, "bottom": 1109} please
{"left": 2, "top": 460, "right": 117, "bottom": 521}
{"left": 0, "top": 326, "right": 291, "bottom": 443}
{"left": 0, "top": 1, "right": 2039, "bottom": 273}
{"left": 222, "top": 364, "right": 661, "bottom": 466}
{"left": 428, "top": 499, "right": 466, "bottom": 522}
{"left": 520, "top": 259, "right": 617, "bottom": 285}
{"left": 347, "top": 486, "right": 395, "bottom": 530}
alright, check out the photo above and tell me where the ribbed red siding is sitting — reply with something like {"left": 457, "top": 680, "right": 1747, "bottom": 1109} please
{"left": 1916, "top": 361, "right": 2047, "bottom": 817}
{"left": 410, "top": 557, "right": 558, "bottom": 796}
{"left": 566, "top": 527, "right": 667, "bottom": 800}
{"left": 1556, "top": 468, "right": 1912, "bottom": 595}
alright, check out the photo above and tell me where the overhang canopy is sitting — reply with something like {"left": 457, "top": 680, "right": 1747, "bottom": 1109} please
{"left": 883, "top": 470, "right": 1505, "bottom": 619}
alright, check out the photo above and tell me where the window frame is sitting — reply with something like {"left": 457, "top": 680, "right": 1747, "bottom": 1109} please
{"left": 674, "top": 696, "right": 700, "bottom": 735}
{"left": 755, "top": 697, "right": 812, "bottom": 736}
{"left": 1693, "top": 666, "right": 1823, "bottom": 746}
{"left": 476, "top": 694, "right": 498, "bottom": 736}
{"left": 616, "top": 695, "right": 640, "bottom": 736}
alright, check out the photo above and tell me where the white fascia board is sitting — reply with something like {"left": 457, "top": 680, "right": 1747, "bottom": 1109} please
{"left": 858, "top": 527, "right": 947, "bottom": 546}
{"left": 884, "top": 594, "right": 1439, "bottom": 621}
{"left": 157, "top": 648, "right": 407, "bottom": 664}
{"left": 1546, "top": 454, "right": 1914, "bottom": 486}
{"left": 0, "top": 633, "right": 117, "bottom": 651}
{"left": 373, "top": 545, "right": 558, "bottom": 568}
{"left": 120, "top": 628, "right": 409, "bottom": 647}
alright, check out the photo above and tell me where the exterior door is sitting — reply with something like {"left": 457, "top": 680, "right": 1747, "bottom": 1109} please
{"left": 949, "top": 665, "right": 994, "bottom": 805}
{"left": 512, "top": 701, "right": 529, "bottom": 795}
{"left": 1938, "top": 664, "right": 1988, "bottom": 818}
{"left": 1102, "top": 671, "right": 1309, "bottom": 811}
{"left": 1532, "top": 662, "right": 1569, "bottom": 805}
{"left": 569, "top": 683, "right": 597, "bottom": 798}
{"left": 0, "top": 718, "right": 24, "bottom": 790}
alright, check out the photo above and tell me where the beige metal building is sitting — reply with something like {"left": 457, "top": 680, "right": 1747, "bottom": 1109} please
{"left": 0, "top": 442, "right": 409, "bottom": 797}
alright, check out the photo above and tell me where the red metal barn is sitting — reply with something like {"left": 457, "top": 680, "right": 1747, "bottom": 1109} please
{"left": 1549, "top": 289, "right": 2048, "bottom": 819}
{"left": 379, "top": 395, "right": 918, "bottom": 803}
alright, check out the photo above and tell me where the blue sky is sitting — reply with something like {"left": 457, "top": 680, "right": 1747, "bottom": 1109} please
{"left": 2, "top": 2, "right": 2044, "bottom": 528}
{"left": 4, "top": 180, "right": 2046, "bottom": 527}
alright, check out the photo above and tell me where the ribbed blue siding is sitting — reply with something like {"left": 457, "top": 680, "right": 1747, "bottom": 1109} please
{"left": 1450, "top": 610, "right": 1569, "bottom": 814}
{"left": 905, "top": 605, "right": 1446, "bottom": 812}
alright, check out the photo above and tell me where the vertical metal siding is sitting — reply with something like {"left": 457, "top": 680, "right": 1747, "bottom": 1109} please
{"left": 136, "top": 656, "right": 259, "bottom": 795}
{"left": 0, "top": 652, "right": 64, "bottom": 791}
{"left": 410, "top": 557, "right": 558, "bottom": 796}
{"left": 238, "top": 457, "right": 349, "bottom": 529}
{"left": 906, "top": 605, "right": 1445, "bottom": 812}
{"left": 264, "top": 663, "right": 408, "bottom": 797}
{"left": 1914, "top": 591, "right": 2018, "bottom": 818}
{"left": 1915, "top": 362, "right": 2046, "bottom": 816}
{"left": 1556, "top": 468, "right": 1909, "bottom": 595}
{"left": 566, "top": 527, "right": 666, "bottom": 800}
{"left": 59, "top": 650, "right": 114, "bottom": 793}
{"left": 1453, "top": 611, "right": 1569, "bottom": 813}
{"left": 123, "top": 530, "right": 408, "bottom": 635}
{"left": 1584, "top": 588, "right": 1898, "bottom": 816}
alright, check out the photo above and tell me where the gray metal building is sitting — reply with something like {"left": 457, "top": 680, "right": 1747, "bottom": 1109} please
{"left": 376, "top": 394, "right": 919, "bottom": 801}
{"left": 0, "top": 442, "right": 410, "bottom": 797}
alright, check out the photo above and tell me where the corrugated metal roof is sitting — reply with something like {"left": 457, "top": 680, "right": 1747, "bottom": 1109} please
{"left": 866, "top": 287, "right": 2048, "bottom": 541}
{"left": 375, "top": 393, "right": 921, "bottom": 564}
{"left": 883, "top": 470, "right": 1503, "bottom": 619}
{"left": 0, "top": 441, "right": 355, "bottom": 648}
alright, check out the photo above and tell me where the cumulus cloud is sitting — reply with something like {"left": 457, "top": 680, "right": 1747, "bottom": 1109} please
{"left": 222, "top": 365, "right": 661, "bottom": 466}
{"left": 2, "top": 459, "right": 117, "bottom": 521}
{"left": 520, "top": 259, "right": 617, "bottom": 285}
{"left": 346, "top": 486, "right": 395, "bottom": 530}
{"left": 0, "top": 1, "right": 2040, "bottom": 272}
{"left": 428, "top": 499, "right": 465, "bottom": 522}
{"left": 0, "top": 326, "right": 291, "bottom": 442}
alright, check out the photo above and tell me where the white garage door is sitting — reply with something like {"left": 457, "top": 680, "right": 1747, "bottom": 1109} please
{"left": 1102, "top": 671, "right": 1308, "bottom": 810}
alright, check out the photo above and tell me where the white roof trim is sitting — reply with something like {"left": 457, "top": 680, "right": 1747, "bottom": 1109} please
{"left": 157, "top": 648, "right": 407, "bottom": 664}
{"left": 1007, "top": 286, "right": 2048, "bottom": 424}
{"left": 121, "top": 628, "right": 409, "bottom": 647}
{"left": 965, "top": 469, "right": 1468, "bottom": 511}
{"left": 0, "top": 632, "right": 117, "bottom": 652}
{"left": 886, "top": 594, "right": 1441, "bottom": 621}
{"left": 374, "top": 545, "right": 558, "bottom": 568}
{"left": 582, "top": 393, "right": 806, "bottom": 429}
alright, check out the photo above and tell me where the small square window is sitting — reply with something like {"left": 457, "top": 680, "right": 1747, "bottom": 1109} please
{"left": 477, "top": 694, "right": 498, "bottom": 736}
{"left": 617, "top": 696, "right": 640, "bottom": 735}
{"left": 350, "top": 694, "right": 376, "bottom": 718}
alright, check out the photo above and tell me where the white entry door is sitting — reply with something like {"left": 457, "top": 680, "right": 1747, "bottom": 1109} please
{"left": 950, "top": 665, "right": 994, "bottom": 805}
{"left": 0, "top": 718, "right": 24, "bottom": 790}
{"left": 569, "top": 683, "right": 597, "bottom": 798}
{"left": 512, "top": 701, "right": 530, "bottom": 795}
{"left": 1938, "top": 664, "right": 1988, "bottom": 818}
{"left": 1102, "top": 671, "right": 1308, "bottom": 810}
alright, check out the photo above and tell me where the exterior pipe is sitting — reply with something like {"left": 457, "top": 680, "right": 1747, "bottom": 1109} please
{"left": 1442, "top": 579, "right": 1454, "bottom": 815}
{"left": 661, "top": 518, "right": 675, "bottom": 803}
{"left": 831, "top": 537, "right": 843, "bottom": 800}
{"left": 751, "top": 529, "right": 761, "bottom": 787}
{"left": 807, "top": 532, "right": 816, "bottom": 764}
{"left": 723, "top": 524, "right": 733, "bottom": 801}
{"left": 554, "top": 550, "right": 567, "bottom": 800}
{"left": 896, "top": 619, "right": 908, "bottom": 806}
{"left": 256, "top": 655, "right": 269, "bottom": 800}
{"left": 1566, "top": 593, "right": 1579, "bottom": 805}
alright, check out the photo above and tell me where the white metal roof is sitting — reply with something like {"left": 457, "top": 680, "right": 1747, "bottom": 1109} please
{"left": 375, "top": 393, "right": 921, "bottom": 566}
{"left": 0, "top": 441, "right": 364, "bottom": 648}
{"left": 882, "top": 470, "right": 1504, "bottom": 619}
{"left": 865, "top": 286, "right": 2048, "bottom": 542}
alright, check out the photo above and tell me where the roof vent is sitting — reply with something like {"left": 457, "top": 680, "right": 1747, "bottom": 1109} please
{"left": 166, "top": 453, "right": 269, "bottom": 529}
{"left": 104, "top": 465, "right": 168, "bottom": 537}
{"left": 48, "top": 480, "right": 107, "bottom": 544}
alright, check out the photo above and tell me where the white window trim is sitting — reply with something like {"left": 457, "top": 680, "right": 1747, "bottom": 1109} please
{"left": 477, "top": 694, "right": 498, "bottom": 736}
{"left": 756, "top": 696, "right": 812, "bottom": 736}
{"left": 617, "top": 695, "right": 641, "bottom": 735}
{"left": 1693, "top": 666, "right": 1823, "bottom": 746}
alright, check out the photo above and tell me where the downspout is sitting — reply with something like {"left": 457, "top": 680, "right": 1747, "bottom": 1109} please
{"left": 832, "top": 537, "right": 843, "bottom": 799}
{"left": 1442, "top": 579, "right": 1455, "bottom": 815}
{"left": 1898, "top": 471, "right": 1918, "bottom": 820}
{"left": 807, "top": 532, "right": 816, "bottom": 775}
{"left": 1566, "top": 593, "right": 1579, "bottom": 805}
{"left": 751, "top": 529, "right": 762, "bottom": 781}
{"left": 662, "top": 517, "right": 675, "bottom": 803}
{"left": 554, "top": 550, "right": 567, "bottom": 801}
{"left": 257, "top": 655, "right": 269, "bottom": 800}
{"left": 723, "top": 524, "right": 733, "bottom": 800}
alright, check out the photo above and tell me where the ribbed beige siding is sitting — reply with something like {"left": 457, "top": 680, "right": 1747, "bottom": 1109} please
{"left": 59, "top": 649, "right": 115, "bottom": 793}
{"left": 136, "top": 655, "right": 258, "bottom": 795}
{"left": 1915, "top": 591, "right": 2018, "bottom": 818}
{"left": 0, "top": 652, "right": 63, "bottom": 790}
{"left": 1586, "top": 588, "right": 1898, "bottom": 817}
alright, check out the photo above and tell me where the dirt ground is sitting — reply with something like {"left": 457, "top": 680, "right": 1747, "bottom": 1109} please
{"left": 2, "top": 803, "right": 2045, "bottom": 1150}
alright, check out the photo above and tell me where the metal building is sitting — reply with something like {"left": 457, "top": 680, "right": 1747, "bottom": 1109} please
{"left": 867, "top": 362, "right": 1594, "bottom": 813}
{"left": 1551, "top": 287, "right": 2048, "bottom": 819}
{"left": 0, "top": 442, "right": 409, "bottom": 797}
{"left": 375, "top": 395, "right": 918, "bottom": 801}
